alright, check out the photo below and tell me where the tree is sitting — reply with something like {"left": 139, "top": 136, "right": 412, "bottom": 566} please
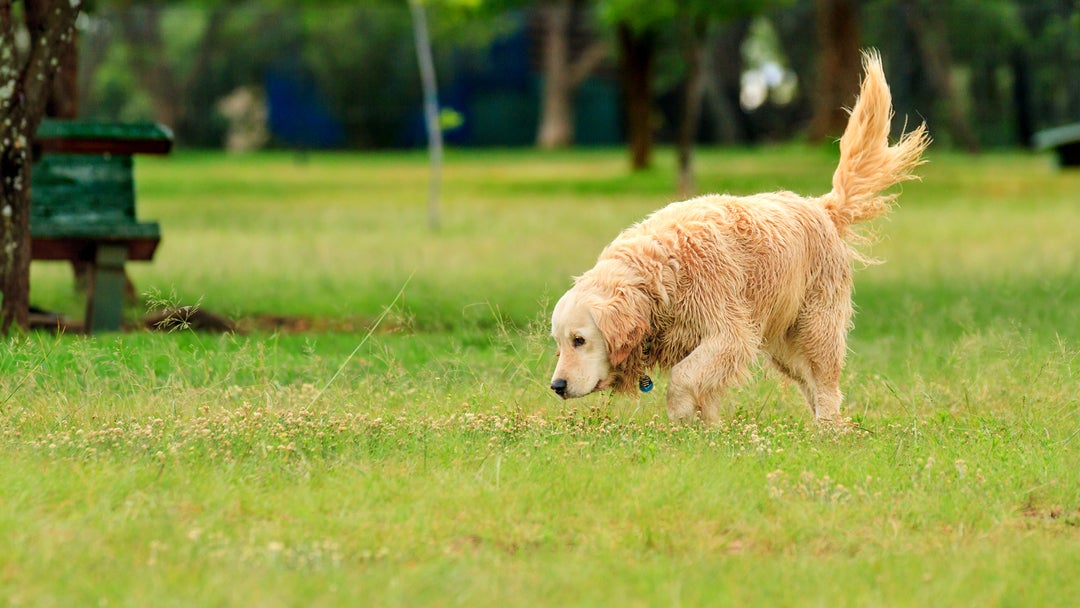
{"left": 807, "top": 0, "right": 860, "bottom": 141}
{"left": 1, "top": 0, "right": 82, "bottom": 334}
{"left": 111, "top": 2, "right": 229, "bottom": 141}
{"left": 603, "top": 0, "right": 790, "bottom": 173}
{"left": 899, "top": 0, "right": 979, "bottom": 151}
{"left": 409, "top": 0, "right": 443, "bottom": 231}
{"left": 615, "top": 20, "right": 658, "bottom": 170}
{"left": 675, "top": 9, "right": 708, "bottom": 194}
{"left": 699, "top": 18, "right": 752, "bottom": 146}
{"left": 535, "top": 0, "right": 610, "bottom": 149}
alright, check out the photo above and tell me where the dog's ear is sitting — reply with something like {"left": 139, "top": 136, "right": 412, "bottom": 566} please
{"left": 592, "top": 287, "right": 651, "bottom": 368}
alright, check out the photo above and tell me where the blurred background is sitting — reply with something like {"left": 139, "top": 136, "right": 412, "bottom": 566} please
{"left": 66, "top": 0, "right": 1080, "bottom": 155}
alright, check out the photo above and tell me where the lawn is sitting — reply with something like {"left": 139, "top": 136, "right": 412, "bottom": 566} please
{"left": 3, "top": 146, "right": 1079, "bottom": 606}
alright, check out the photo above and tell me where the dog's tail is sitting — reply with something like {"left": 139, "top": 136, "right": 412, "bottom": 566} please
{"left": 823, "top": 50, "right": 930, "bottom": 243}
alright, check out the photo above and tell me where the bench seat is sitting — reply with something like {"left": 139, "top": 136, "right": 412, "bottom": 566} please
{"left": 1033, "top": 122, "right": 1080, "bottom": 167}
{"left": 31, "top": 120, "right": 171, "bottom": 332}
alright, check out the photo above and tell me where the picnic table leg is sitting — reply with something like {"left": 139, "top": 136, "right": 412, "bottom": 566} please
{"left": 86, "top": 244, "right": 130, "bottom": 333}
{"left": 73, "top": 260, "right": 138, "bottom": 302}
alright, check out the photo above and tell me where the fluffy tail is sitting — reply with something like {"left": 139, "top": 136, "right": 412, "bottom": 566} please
{"left": 823, "top": 50, "right": 930, "bottom": 241}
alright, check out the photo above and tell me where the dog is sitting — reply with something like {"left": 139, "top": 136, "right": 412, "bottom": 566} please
{"left": 549, "top": 51, "right": 929, "bottom": 424}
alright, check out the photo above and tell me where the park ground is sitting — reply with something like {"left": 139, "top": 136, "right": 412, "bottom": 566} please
{"left": 3, "top": 146, "right": 1079, "bottom": 605}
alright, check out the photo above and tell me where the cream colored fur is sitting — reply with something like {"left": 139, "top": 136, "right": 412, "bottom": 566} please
{"left": 550, "top": 51, "right": 930, "bottom": 424}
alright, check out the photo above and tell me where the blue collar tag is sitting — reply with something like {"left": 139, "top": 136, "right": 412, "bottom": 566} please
{"left": 639, "top": 375, "right": 654, "bottom": 392}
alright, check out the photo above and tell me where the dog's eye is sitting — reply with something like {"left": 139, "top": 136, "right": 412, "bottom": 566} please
{"left": 572, "top": 336, "right": 586, "bottom": 347}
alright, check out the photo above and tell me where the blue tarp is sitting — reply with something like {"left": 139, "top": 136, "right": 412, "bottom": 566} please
{"left": 265, "top": 67, "right": 346, "bottom": 149}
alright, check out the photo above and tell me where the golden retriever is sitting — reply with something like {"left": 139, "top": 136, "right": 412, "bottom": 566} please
{"left": 549, "top": 51, "right": 929, "bottom": 424}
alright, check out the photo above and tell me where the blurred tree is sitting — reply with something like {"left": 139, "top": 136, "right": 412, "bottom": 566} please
{"left": 77, "top": 2, "right": 504, "bottom": 148}
{"left": 771, "top": 0, "right": 814, "bottom": 126}
{"left": 41, "top": 0, "right": 1080, "bottom": 155}
{"left": 302, "top": 6, "right": 417, "bottom": 148}
{"left": 699, "top": 18, "right": 753, "bottom": 145}
{"left": 110, "top": 2, "right": 228, "bottom": 141}
{"left": 861, "top": 0, "right": 1075, "bottom": 150}
{"left": 602, "top": 0, "right": 789, "bottom": 172}
{"left": 899, "top": 0, "right": 979, "bottom": 151}
{"left": 1, "top": 0, "right": 82, "bottom": 333}
{"left": 1020, "top": 0, "right": 1080, "bottom": 137}
{"left": 534, "top": 0, "right": 610, "bottom": 149}
{"left": 409, "top": 0, "right": 442, "bottom": 231}
{"left": 673, "top": 2, "right": 791, "bottom": 192}
{"left": 602, "top": 0, "right": 672, "bottom": 170}
{"left": 807, "top": 0, "right": 859, "bottom": 141}
{"left": 674, "top": 7, "right": 708, "bottom": 193}
{"left": 615, "top": 20, "right": 657, "bottom": 169}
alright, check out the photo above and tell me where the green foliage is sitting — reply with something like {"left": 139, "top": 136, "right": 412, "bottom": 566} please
{"left": 601, "top": 0, "right": 792, "bottom": 32}
{"left": 88, "top": 43, "right": 157, "bottom": 122}
{"left": 80, "top": 2, "right": 514, "bottom": 147}
{"left": 75, "top": 1, "right": 1080, "bottom": 150}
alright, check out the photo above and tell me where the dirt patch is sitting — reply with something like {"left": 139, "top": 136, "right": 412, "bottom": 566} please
{"left": 29, "top": 306, "right": 396, "bottom": 335}
{"left": 1021, "top": 502, "right": 1080, "bottom": 526}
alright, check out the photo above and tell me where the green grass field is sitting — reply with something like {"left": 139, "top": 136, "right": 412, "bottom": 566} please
{"left": 4, "top": 146, "right": 1079, "bottom": 606}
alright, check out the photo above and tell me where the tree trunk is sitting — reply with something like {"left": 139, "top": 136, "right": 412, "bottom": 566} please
{"left": 701, "top": 19, "right": 751, "bottom": 145}
{"left": 0, "top": 142, "right": 32, "bottom": 334}
{"left": 0, "top": 0, "right": 82, "bottom": 334}
{"left": 901, "top": 0, "right": 979, "bottom": 152}
{"left": 537, "top": 1, "right": 574, "bottom": 149}
{"left": 29, "top": 1, "right": 96, "bottom": 298}
{"left": 22, "top": 1, "right": 79, "bottom": 119}
{"left": 808, "top": 0, "right": 861, "bottom": 141}
{"left": 617, "top": 23, "right": 656, "bottom": 171}
{"left": 409, "top": 0, "right": 442, "bottom": 231}
{"left": 676, "top": 17, "right": 707, "bottom": 196}
{"left": 1010, "top": 48, "right": 1034, "bottom": 148}
{"left": 536, "top": 0, "right": 608, "bottom": 149}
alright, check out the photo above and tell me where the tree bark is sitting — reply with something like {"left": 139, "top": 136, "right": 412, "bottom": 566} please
{"left": 617, "top": 23, "right": 656, "bottom": 171}
{"left": 537, "top": 1, "right": 573, "bottom": 149}
{"left": 24, "top": 1, "right": 79, "bottom": 120}
{"left": 808, "top": 0, "right": 861, "bottom": 141}
{"left": 0, "top": 0, "right": 82, "bottom": 334}
{"left": 0, "top": 141, "right": 32, "bottom": 335}
{"left": 536, "top": 0, "right": 608, "bottom": 149}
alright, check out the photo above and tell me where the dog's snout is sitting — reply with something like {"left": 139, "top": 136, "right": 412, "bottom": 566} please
{"left": 551, "top": 378, "right": 568, "bottom": 397}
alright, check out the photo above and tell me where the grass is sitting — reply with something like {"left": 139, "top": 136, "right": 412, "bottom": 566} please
{"left": 4, "top": 146, "right": 1080, "bottom": 606}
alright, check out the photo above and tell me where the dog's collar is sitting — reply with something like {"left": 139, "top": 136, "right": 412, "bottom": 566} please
{"left": 638, "top": 337, "right": 655, "bottom": 392}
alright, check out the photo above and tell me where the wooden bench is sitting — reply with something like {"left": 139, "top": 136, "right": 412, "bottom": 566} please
{"left": 1033, "top": 123, "right": 1080, "bottom": 168}
{"left": 31, "top": 120, "right": 173, "bottom": 333}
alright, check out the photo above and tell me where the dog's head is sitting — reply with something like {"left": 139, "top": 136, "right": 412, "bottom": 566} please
{"left": 549, "top": 281, "right": 650, "bottom": 399}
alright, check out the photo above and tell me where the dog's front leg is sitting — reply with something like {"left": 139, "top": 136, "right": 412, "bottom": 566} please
{"left": 666, "top": 335, "right": 756, "bottom": 424}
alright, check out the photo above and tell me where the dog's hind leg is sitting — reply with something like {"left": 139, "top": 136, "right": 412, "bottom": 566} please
{"left": 767, "top": 354, "right": 817, "bottom": 415}
{"left": 666, "top": 329, "right": 758, "bottom": 424}
{"left": 769, "top": 346, "right": 844, "bottom": 423}
{"left": 792, "top": 301, "right": 851, "bottom": 424}
{"left": 766, "top": 292, "right": 852, "bottom": 424}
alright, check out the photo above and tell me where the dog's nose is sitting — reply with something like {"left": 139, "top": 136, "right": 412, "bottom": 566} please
{"left": 551, "top": 378, "right": 568, "bottom": 397}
